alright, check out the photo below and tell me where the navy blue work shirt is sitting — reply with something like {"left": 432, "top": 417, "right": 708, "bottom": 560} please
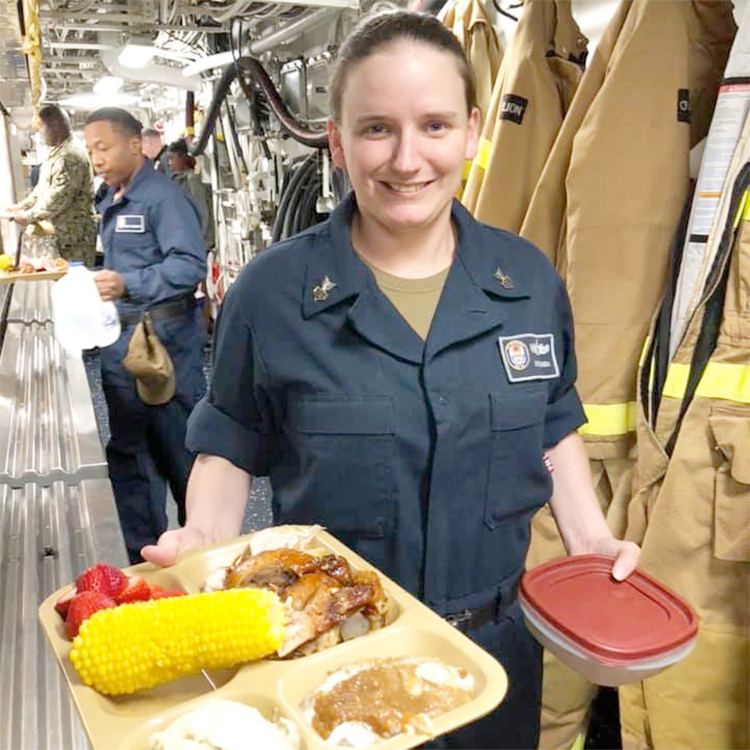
{"left": 97, "top": 160, "right": 206, "bottom": 317}
{"left": 187, "top": 194, "right": 585, "bottom": 615}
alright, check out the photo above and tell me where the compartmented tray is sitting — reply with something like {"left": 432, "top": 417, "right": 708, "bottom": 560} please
{"left": 39, "top": 528, "right": 508, "bottom": 750}
{"left": 0, "top": 268, "right": 67, "bottom": 283}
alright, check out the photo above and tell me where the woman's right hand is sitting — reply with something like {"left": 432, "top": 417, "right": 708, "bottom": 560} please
{"left": 141, "top": 525, "right": 207, "bottom": 567}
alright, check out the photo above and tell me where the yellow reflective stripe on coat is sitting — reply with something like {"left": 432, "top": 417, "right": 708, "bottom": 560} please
{"left": 579, "top": 402, "right": 638, "bottom": 436}
{"left": 472, "top": 137, "right": 492, "bottom": 171}
{"left": 663, "top": 362, "right": 750, "bottom": 404}
{"left": 734, "top": 189, "right": 749, "bottom": 228}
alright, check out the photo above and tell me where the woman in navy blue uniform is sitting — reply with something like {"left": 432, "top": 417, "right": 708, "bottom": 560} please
{"left": 143, "top": 11, "right": 639, "bottom": 748}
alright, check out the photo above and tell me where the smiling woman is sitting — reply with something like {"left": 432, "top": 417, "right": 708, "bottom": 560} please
{"left": 326, "top": 16, "right": 480, "bottom": 278}
{"left": 142, "top": 10, "right": 640, "bottom": 750}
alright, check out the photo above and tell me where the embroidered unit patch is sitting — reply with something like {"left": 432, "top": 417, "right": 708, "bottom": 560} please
{"left": 498, "top": 333, "right": 559, "bottom": 382}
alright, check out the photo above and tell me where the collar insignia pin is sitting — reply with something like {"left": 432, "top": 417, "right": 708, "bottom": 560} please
{"left": 313, "top": 276, "right": 337, "bottom": 301}
{"left": 493, "top": 268, "right": 514, "bottom": 289}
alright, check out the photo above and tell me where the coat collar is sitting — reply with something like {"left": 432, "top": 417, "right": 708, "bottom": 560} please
{"left": 302, "top": 193, "right": 368, "bottom": 318}
{"left": 450, "top": 198, "right": 531, "bottom": 302}
{"left": 301, "top": 193, "right": 532, "bottom": 363}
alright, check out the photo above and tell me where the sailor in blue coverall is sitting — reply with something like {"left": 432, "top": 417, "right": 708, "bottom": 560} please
{"left": 84, "top": 108, "right": 207, "bottom": 563}
{"left": 142, "top": 15, "right": 639, "bottom": 748}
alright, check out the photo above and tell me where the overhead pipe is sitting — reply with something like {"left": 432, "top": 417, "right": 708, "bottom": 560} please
{"left": 237, "top": 57, "right": 328, "bottom": 147}
{"left": 49, "top": 42, "right": 116, "bottom": 50}
{"left": 182, "top": 7, "right": 338, "bottom": 78}
{"left": 235, "top": 67, "right": 271, "bottom": 159}
{"left": 191, "top": 64, "right": 236, "bottom": 155}
{"left": 54, "top": 22, "right": 227, "bottom": 33}
{"left": 249, "top": 7, "right": 338, "bottom": 55}
{"left": 191, "top": 56, "right": 327, "bottom": 156}
{"left": 185, "top": 90, "right": 195, "bottom": 137}
{"left": 98, "top": 31, "right": 203, "bottom": 91}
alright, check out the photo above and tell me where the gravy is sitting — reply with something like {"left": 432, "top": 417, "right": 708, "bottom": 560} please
{"left": 311, "top": 657, "right": 473, "bottom": 740}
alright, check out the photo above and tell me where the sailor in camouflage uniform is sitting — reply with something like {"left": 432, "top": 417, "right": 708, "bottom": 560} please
{"left": 8, "top": 104, "right": 97, "bottom": 265}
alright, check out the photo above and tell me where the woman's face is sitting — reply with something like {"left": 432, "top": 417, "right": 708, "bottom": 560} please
{"left": 167, "top": 151, "right": 189, "bottom": 173}
{"left": 328, "top": 40, "right": 479, "bottom": 237}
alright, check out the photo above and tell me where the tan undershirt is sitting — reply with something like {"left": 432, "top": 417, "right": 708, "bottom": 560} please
{"left": 361, "top": 257, "right": 450, "bottom": 341}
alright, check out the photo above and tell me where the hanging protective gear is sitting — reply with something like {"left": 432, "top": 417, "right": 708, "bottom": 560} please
{"left": 461, "top": 0, "right": 586, "bottom": 233}
{"left": 521, "top": 0, "right": 735, "bottom": 454}
{"left": 520, "top": 2, "right": 737, "bottom": 748}
{"left": 441, "top": 0, "right": 503, "bottom": 121}
{"left": 620, "top": 123, "right": 750, "bottom": 748}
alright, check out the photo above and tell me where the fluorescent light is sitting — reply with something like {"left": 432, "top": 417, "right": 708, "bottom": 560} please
{"left": 59, "top": 92, "right": 139, "bottom": 110}
{"left": 118, "top": 44, "right": 155, "bottom": 69}
{"left": 93, "top": 76, "right": 123, "bottom": 95}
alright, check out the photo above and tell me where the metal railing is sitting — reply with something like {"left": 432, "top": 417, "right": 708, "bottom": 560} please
{"left": 0, "top": 237, "right": 127, "bottom": 750}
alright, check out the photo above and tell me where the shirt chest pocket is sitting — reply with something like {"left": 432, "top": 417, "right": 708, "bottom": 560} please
{"left": 289, "top": 396, "right": 396, "bottom": 543}
{"left": 485, "top": 388, "right": 551, "bottom": 529}
{"left": 113, "top": 223, "right": 158, "bottom": 264}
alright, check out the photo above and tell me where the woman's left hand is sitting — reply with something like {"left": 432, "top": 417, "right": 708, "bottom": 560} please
{"left": 591, "top": 536, "right": 641, "bottom": 581}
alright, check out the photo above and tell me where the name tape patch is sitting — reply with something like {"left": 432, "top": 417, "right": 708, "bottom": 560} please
{"left": 116, "top": 214, "right": 145, "bottom": 233}
{"left": 500, "top": 94, "right": 528, "bottom": 125}
{"left": 498, "top": 333, "right": 559, "bottom": 383}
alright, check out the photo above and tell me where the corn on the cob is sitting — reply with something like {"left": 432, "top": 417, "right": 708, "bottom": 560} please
{"left": 69, "top": 589, "right": 287, "bottom": 695}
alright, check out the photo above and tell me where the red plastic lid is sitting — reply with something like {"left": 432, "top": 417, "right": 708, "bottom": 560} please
{"left": 519, "top": 555, "right": 699, "bottom": 662}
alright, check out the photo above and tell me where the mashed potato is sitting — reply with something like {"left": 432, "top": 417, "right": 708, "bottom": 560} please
{"left": 148, "top": 699, "right": 301, "bottom": 750}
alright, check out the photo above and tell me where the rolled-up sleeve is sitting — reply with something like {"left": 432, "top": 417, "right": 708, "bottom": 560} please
{"left": 186, "top": 279, "right": 276, "bottom": 475}
{"left": 543, "top": 276, "right": 586, "bottom": 448}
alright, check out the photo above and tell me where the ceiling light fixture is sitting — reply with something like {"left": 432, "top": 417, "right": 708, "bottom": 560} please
{"left": 59, "top": 92, "right": 140, "bottom": 110}
{"left": 93, "top": 76, "right": 123, "bottom": 95}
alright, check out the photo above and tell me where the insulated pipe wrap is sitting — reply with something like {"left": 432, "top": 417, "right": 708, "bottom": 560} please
{"left": 191, "top": 57, "right": 328, "bottom": 156}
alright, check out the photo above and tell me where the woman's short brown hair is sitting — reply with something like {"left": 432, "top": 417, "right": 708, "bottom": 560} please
{"left": 330, "top": 9, "right": 476, "bottom": 123}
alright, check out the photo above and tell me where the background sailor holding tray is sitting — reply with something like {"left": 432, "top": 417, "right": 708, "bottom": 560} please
{"left": 143, "top": 11, "right": 641, "bottom": 749}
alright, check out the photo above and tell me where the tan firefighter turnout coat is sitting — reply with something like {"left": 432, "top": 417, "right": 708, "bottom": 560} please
{"left": 619, "top": 151, "right": 750, "bottom": 749}
{"left": 521, "top": 2, "right": 736, "bottom": 748}
{"left": 520, "top": 0, "right": 735, "bottom": 458}
{"left": 441, "top": 0, "right": 503, "bottom": 121}
{"left": 462, "top": 0, "right": 587, "bottom": 234}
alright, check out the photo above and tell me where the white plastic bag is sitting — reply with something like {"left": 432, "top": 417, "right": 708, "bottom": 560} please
{"left": 51, "top": 263, "right": 121, "bottom": 352}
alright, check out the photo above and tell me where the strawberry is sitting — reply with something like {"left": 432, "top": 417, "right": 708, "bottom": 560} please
{"left": 149, "top": 588, "right": 186, "bottom": 600}
{"left": 116, "top": 576, "right": 151, "bottom": 604}
{"left": 54, "top": 589, "right": 76, "bottom": 620}
{"left": 75, "top": 563, "right": 128, "bottom": 598}
{"left": 148, "top": 583, "right": 164, "bottom": 596}
{"left": 64, "top": 591, "right": 116, "bottom": 640}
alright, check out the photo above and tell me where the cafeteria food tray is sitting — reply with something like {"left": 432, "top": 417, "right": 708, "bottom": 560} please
{"left": 0, "top": 268, "right": 67, "bottom": 283}
{"left": 39, "top": 528, "right": 509, "bottom": 750}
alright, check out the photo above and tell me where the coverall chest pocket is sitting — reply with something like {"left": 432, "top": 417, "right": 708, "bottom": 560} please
{"left": 114, "top": 229, "right": 156, "bottom": 265}
{"left": 485, "top": 388, "right": 550, "bottom": 529}
{"left": 292, "top": 396, "right": 396, "bottom": 544}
